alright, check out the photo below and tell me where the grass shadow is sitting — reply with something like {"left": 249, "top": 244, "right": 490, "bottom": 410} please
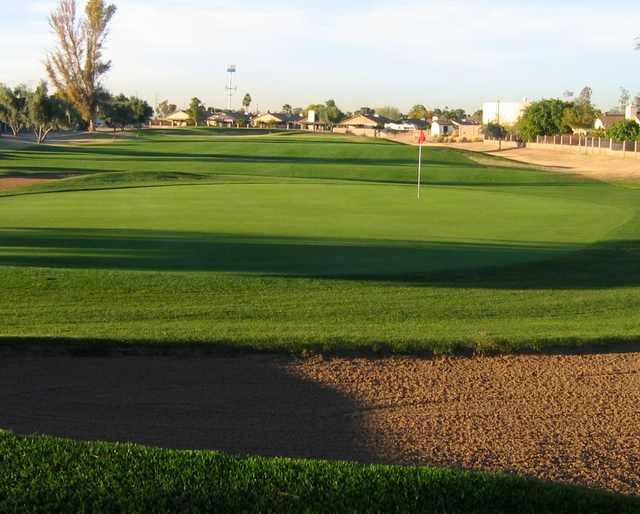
{"left": 0, "top": 227, "right": 638, "bottom": 289}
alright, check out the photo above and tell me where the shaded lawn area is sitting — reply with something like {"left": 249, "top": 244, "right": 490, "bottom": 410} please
{"left": 2, "top": 432, "right": 639, "bottom": 514}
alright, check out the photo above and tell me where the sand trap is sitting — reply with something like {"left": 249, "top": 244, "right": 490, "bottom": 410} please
{"left": 1, "top": 352, "right": 638, "bottom": 494}
{"left": 0, "top": 177, "right": 53, "bottom": 190}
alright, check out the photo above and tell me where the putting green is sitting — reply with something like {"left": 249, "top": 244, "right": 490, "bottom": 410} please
{"left": 0, "top": 182, "right": 629, "bottom": 276}
{"left": 1, "top": 131, "right": 640, "bottom": 351}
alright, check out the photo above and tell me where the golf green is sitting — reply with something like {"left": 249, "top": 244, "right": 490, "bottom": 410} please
{"left": 1, "top": 130, "right": 639, "bottom": 352}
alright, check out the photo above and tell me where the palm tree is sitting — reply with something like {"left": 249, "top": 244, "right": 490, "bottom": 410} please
{"left": 242, "top": 93, "right": 252, "bottom": 113}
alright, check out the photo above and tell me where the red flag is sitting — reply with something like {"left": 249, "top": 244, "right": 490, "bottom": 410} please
{"left": 417, "top": 130, "right": 426, "bottom": 145}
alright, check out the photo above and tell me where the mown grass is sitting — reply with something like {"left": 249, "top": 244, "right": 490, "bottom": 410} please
{"left": 0, "top": 129, "right": 639, "bottom": 353}
{"left": 1, "top": 431, "right": 638, "bottom": 514}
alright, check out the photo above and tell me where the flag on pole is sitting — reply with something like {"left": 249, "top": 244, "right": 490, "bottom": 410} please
{"left": 417, "top": 130, "right": 426, "bottom": 199}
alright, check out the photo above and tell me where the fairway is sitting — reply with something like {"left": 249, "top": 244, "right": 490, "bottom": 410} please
{"left": 1, "top": 130, "right": 639, "bottom": 351}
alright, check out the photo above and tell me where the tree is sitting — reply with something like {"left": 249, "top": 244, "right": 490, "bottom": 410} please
{"left": 282, "top": 104, "right": 292, "bottom": 114}
{"left": 129, "top": 97, "right": 153, "bottom": 127}
{"left": 407, "top": 104, "right": 430, "bottom": 121}
{"left": 26, "top": 82, "right": 70, "bottom": 144}
{"left": 305, "top": 100, "right": 344, "bottom": 125}
{"left": 563, "top": 86, "right": 599, "bottom": 132}
{"left": 376, "top": 106, "right": 401, "bottom": 121}
{"left": 101, "top": 93, "right": 133, "bottom": 132}
{"left": 619, "top": 87, "right": 631, "bottom": 112}
{"left": 484, "top": 122, "right": 506, "bottom": 140}
{"left": 242, "top": 93, "right": 252, "bottom": 113}
{"left": 356, "top": 107, "right": 374, "bottom": 116}
{"left": 471, "top": 110, "right": 483, "bottom": 123}
{"left": 0, "top": 84, "right": 29, "bottom": 135}
{"left": 607, "top": 120, "right": 640, "bottom": 142}
{"left": 324, "top": 99, "right": 344, "bottom": 124}
{"left": 157, "top": 100, "right": 176, "bottom": 119}
{"left": 188, "top": 97, "right": 206, "bottom": 126}
{"left": 515, "top": 99, "right": 571, "bottom": 141}
{"left": 46, "top": 0, "right": 117, "bottom": 132}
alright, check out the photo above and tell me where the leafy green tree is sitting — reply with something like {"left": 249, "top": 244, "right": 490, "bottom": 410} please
{"left": 242, "top": 93, "right": 252, "bottom": 113}
{"left": 356, "top": 107, "right": 374, "bottom": 116}
{"left": 157, "top": 100, "right": 176, "bottom": 119}
{"left": 188, "top": 97, "right": 206, "bottom": 126}
{"left": 471, "top": 110, "right": 483, "bottom": 123}
{"left": 515, "top": 99, "right": 571, "bottom": 141}
{"left": 433, "top": 107, "right": 467, "bottom": 122}
{"left": 563, "top": 86, "right": 599, "bottom": 131}
{"left": 282, "top": 104, "right": 292, "bottom": 114}
{"left": 607, "top": 120, "right": 640, "bottom": 142}
{"left": 129, "top": 97, "right": 153, "bottom": 127}
{"left": 407, "top": 104, "right": 430, "bottom": 121}
{"left": 376, "top": 106, "right": 401, "bottom": 121}
{"left": 102, "top": 93, "right": 133, "bottom": 132}
{"left": 26, "top": 82, "right": 71, "bottom": 144}
{"left": 324, "top": 99, "right": 344, "bottom": 124}
{"left": 0, "top": 84, "right": 29, "bottom": 135}
{"left": 305, "top": 100, "right": 344, "bottom": 125}
{"left": 47, "top": 0, "right": 117, "bottom": 132}
{"left": 484, "top": 122, "right": 506, "bottom": 140}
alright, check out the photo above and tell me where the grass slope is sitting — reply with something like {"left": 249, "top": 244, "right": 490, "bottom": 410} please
{"left": 1, "top": 130, "right": 640, "bottom": 353}
{"left": 1, "top": 432, "right": 638, "bottom": 514}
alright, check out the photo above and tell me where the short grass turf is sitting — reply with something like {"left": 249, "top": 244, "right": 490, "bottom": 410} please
{"left": 1, "top": 129, "right": 640, "bottom": 352}
{"left": 1, "top": 431, "right": 638, "bottom": 514}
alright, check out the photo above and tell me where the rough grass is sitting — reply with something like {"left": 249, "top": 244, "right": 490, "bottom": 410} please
{"left": 0, "top": 130, "right": 639, "bottom": 354}
{"left": 1, "top": 431, "right": 638, "bottom": 514}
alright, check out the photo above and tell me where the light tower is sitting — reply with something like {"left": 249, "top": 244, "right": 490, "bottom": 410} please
{"left": 225, "top": 65, "right": 237, "bottom": 110}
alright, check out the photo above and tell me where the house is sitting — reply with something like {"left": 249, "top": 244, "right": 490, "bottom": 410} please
{"left": 482, "top": 100, "right": 529, "bottom": 126}
{"left": 333, "top": 113, "right": 389, "bottom": 137}
{"left": 384, "top": 119, "right": 428, "bottom": 132}
{"left": 452, "top": 119, "right": 482, "bottom": 140}
{"left": 251, "top": 112, "right": 302, "bottom": 129}
{"left": 297, "top": 109, "right": 331, "bottom": 132}
{"left": 207, "top": 111, "right": 250, "bottom": 128}
{"left": 594, "top": 112, "right": 626, "bottom": 130}
{"left": 430, "top": 116, "right": 455, "bottom": 136}
{"left": 625, "top": 102, "right": 640, "bottom": 124}
{"left": 165, "top": 111, "right": 191, "bottom": 127}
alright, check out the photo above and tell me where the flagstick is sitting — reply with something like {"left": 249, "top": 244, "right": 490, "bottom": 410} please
{"left": 417, "top": 142, "right": 422, "bottom": 199}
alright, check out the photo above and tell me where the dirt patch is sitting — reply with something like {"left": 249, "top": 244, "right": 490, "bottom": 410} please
{"left": 1, "top": 353, "right": 638, "bottom": 494}
{"left": 0, "top": 177, "right": 53, "bottom": 190}
{"left": 428, "top": 141, "right": 640, "bottom": 182}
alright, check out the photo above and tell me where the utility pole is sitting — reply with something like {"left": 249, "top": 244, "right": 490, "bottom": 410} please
{"left": 225, "top": 65, "right": 237, "bottom": 111}
{"left": 497, "top": 99, "right": 502, "bottom": 151}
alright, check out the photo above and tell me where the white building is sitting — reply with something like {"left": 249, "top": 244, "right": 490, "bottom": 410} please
{"left": 430, "top": 116, "right": 455, "bottom": 136}
{"left": 482, "top": 100, "right": 529, "bottom": 126}
{"left": 625, "top": 102, "right": 640, "bottom": 124}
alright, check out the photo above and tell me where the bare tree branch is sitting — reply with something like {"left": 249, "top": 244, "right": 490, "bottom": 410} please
{"left": 46, "top": 0, "right": 116, "bottom": 131}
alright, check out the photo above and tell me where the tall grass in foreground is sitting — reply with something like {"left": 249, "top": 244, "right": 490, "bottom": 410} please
{"left": 1, "top": 432, "right": 638, "bottom": 514}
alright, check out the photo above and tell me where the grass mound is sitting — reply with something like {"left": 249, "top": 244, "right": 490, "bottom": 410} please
{"left": 1, "top": 431, "right": 638, "bottom": 514}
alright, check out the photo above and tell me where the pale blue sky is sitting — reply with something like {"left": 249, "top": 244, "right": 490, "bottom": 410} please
{"left": 1, "top": 0, "right": 638, "bottom": 112}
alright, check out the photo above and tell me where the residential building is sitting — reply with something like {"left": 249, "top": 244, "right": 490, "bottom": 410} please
{"left": 252, "top": 112, "right": 302, "bottom": 129}
{"left": 333, "top": 113, "right": 389, "bottom": 137}
{"left": 430, "top": 116, "right": 455, "bottom": 136}
{"left": 452, "top": 119, "right": 482, "bottom": 140}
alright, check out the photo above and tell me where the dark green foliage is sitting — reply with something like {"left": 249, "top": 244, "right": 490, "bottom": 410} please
{"left": 606, "top": 120, "right": 640, "bottom": 142}
{"left": 516, "top": 99, "right": 572, "bottom": 141}
{"left": 484, "top": 122, "right": 506, "bottom": 139}
{"left": 188, "top": 97, "right": 206, "bottom": 126}
{"left": 102, "top": 93, "right": 153, "bottom": 131}
{"left": 1, "top": 432, "right": 638, "bottom": 514}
